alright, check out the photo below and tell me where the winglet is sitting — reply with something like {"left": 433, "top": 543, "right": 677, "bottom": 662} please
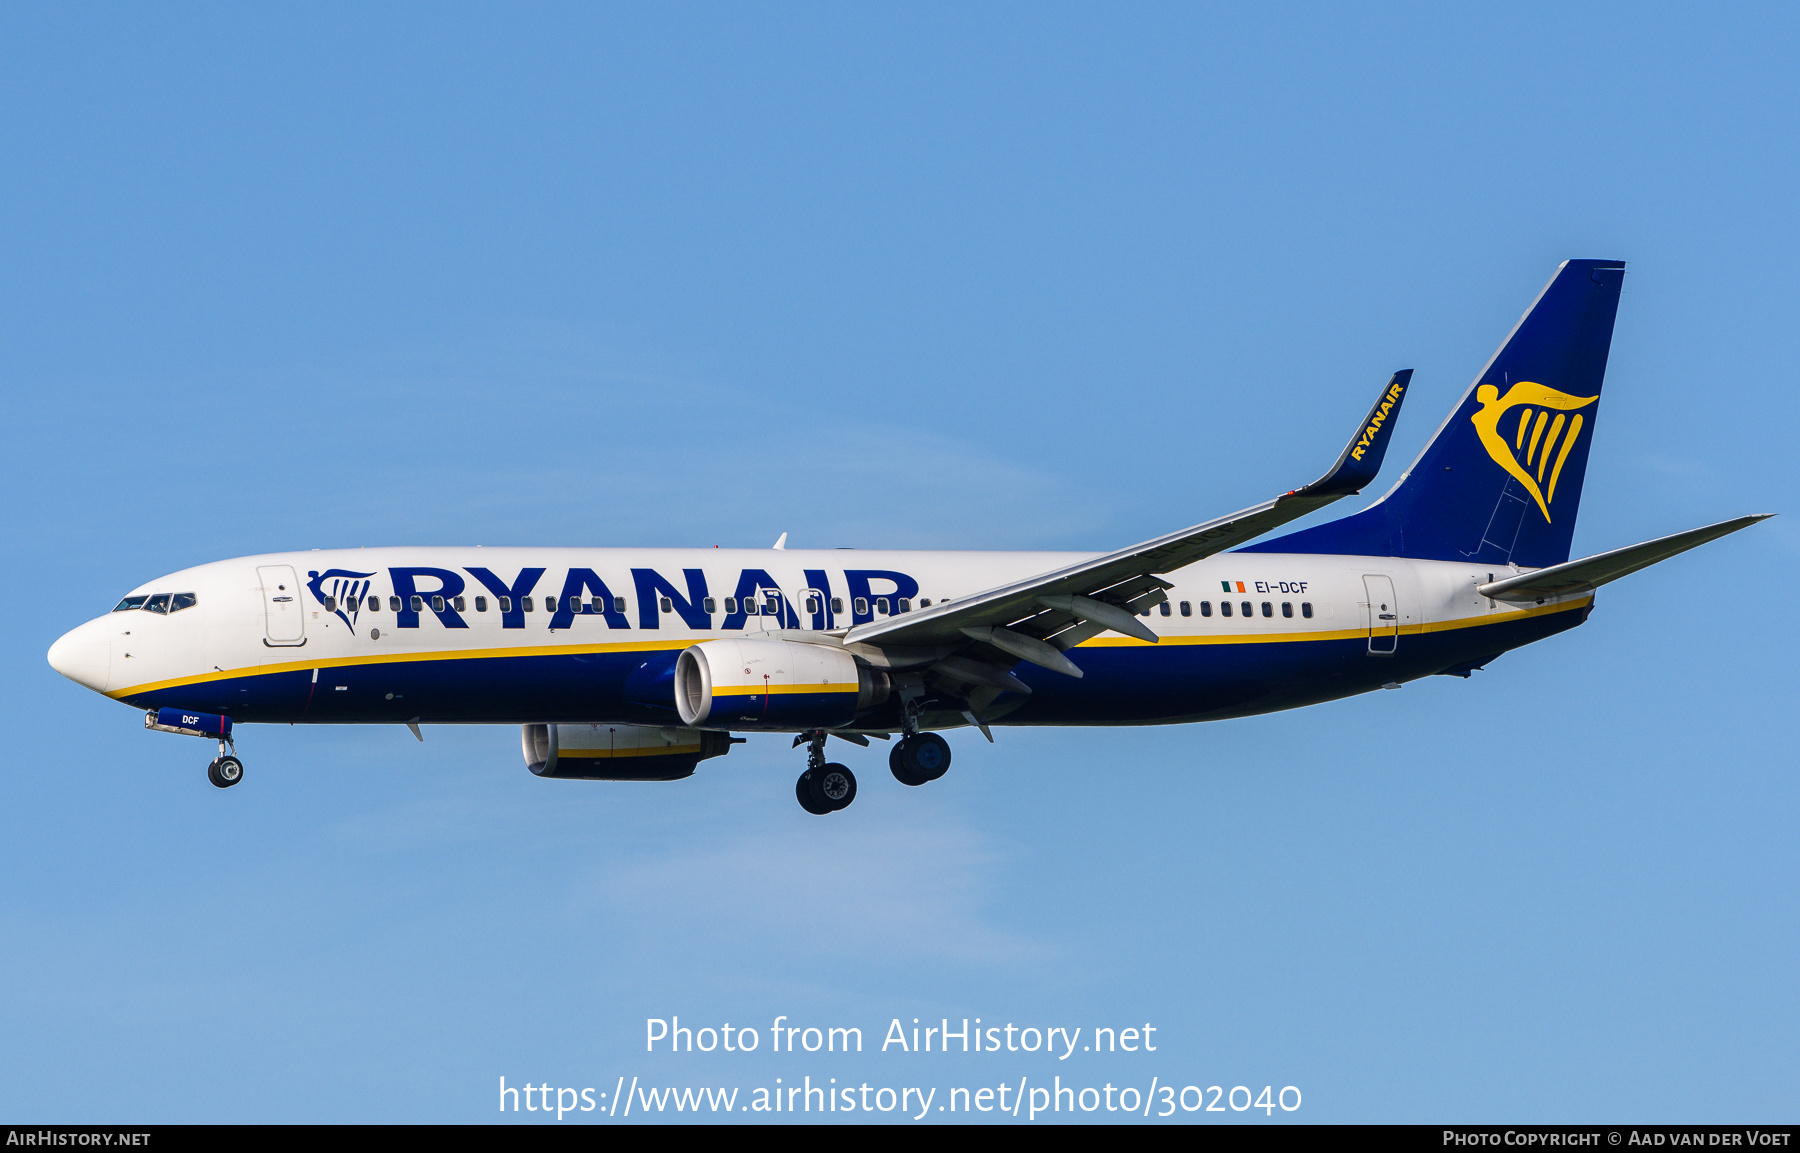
{"left": 1292, "top": 370, "right": 1412, "bottom": 498}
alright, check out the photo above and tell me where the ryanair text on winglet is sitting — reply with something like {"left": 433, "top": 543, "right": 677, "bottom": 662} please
{"left": 1349, "top": 379, "right": 1406, "bottom": 462}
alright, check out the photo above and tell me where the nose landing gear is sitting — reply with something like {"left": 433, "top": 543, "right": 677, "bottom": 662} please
{"left": 207, "top": 740, "right": 243, "bottom": 789}
{"left": 144, "top": 710, "right": 244, "bottom": 790}
{"left": 795, "top": 730, "right": 856, "bottom": 815}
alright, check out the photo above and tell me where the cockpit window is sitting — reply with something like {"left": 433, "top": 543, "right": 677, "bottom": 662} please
{"left": 113, "top": 596, "right": 148, "bottom": 612}
{"left": 144, "top": 594, "right": 171, "bottom": 615}
{"left": 170, "top": 593, "right": 198, "bottom": 612}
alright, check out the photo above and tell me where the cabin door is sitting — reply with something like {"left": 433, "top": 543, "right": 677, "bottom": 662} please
{"left": 1363, "top": 574, "right": 1398, "bottom": 655}
{"left": 257, "top": 564, "right": 307, "bottom": 646}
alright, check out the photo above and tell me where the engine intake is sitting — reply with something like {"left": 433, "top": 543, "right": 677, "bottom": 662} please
{"left": 675, "top": 638, "right": 890, "bottom": 729}
{"left": 521, "top": 723, "right": 736, "bottom": 781}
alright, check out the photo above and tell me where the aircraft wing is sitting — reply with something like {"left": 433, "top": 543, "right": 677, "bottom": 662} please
{"left": 844, "top": 371, "right": 1413, "bottom": 661}
{"left": 1475, "top": 514, "right": 1773, "bottom": 602}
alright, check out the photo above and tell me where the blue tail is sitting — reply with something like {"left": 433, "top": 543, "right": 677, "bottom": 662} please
{"left": 1244, "top": 259, "right": 1626, "bottom": 568}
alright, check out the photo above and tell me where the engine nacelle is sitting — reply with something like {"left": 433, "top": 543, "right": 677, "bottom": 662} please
{"left": 675, "top": 638, "right": 890, "bottom": 729}
{"left": 521, "top": 722, "right": 736, "bottom": 781}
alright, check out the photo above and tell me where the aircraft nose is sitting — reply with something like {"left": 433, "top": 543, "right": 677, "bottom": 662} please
{"left": 47, "top": 618, "right": 112, "bottom": 693}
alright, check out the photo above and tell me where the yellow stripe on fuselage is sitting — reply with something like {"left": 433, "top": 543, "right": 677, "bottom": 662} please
{"left": 106, "top": 636, "right": 695, "bottom": 699}
{"left": 106, "top": 597, "right": 1590, "bottom": 699}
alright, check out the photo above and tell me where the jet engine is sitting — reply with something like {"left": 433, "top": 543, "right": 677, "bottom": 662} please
{"left": 674, "top": 638, "right": 890, "bottom": 729}
{"left": 521, "top": 722, "right": 737, "bottom": 781}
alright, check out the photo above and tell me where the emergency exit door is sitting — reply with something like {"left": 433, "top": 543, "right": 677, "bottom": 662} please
{"left": 258, "top": 564, "right": 306, "bottom": 646}
{"left": 1363, "top": 574, "right": 1398, "bottom": 655}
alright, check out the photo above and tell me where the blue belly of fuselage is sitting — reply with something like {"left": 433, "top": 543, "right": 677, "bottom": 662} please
{"left": 117, "top": 604, "right": 1589, "bottom": 729}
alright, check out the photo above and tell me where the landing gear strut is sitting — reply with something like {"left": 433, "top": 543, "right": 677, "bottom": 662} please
{"left": 207, "top": 740, "right": 243, "bottom": 789}
{"left": 795, "top": 730, "right": 856, "bottom": 815}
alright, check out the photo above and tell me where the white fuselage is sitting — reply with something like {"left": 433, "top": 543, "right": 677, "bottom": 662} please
{"left": 48, "top": 546, "right": 1590, "bottom": 730}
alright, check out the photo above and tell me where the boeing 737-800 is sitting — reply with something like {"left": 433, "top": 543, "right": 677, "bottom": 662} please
{"left": 47, "top": 260, "right": 1770, "bottom": 813}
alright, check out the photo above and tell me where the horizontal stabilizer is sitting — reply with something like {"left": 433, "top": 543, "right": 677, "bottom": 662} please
{"left": 1476, "top": 515, "right": 1772, "bottom": 601}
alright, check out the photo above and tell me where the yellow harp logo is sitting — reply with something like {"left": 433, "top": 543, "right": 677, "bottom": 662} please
{"left": 1470, "top": 382, "right": 1598, "bottom": 523}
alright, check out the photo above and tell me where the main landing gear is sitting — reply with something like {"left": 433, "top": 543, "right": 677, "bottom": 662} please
{"left": 788, "top": 717, "right": 957, "bottom": 813}
{"left": 795, "top": 731, "right": 856, "bottom": 816}
{"left": 890, "top": 732, "right": 951, "bottom": 787}
{"left": 207, "top": 742, "right": 244, "bottom": 789}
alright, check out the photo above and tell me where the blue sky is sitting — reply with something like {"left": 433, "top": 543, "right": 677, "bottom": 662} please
{"left": 2, "top": 3, "right": 1795, "bottom": 1123}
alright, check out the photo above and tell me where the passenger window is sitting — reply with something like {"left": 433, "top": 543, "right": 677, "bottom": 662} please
{"left": 498, "top": 596, "right": 511, "bottom": 612}
{"left": 1220, "top": 601, "right": 1232, "bottom": 617}
{"left": 614, "top": 597, "right": 627, "bottom": 614}
{"left": 1301, "top": 602, "right": 1313, "bottom": 618}
{"left": 1159, "top": 602, "right": 1171, "bottom": 617}
{"left": 324, "top": 596, "right": 337, "bottom": 612}
{"left": 832, "top": 598, "right": 844, "bottom": 613}
{"left": 364, "top": 597, "right": 378, "bottom": 613}
{"left": 1282, "top": 602, "right": 1293, "bottom": 618}
{"left": 548, "top": 596, "right": 561, "bottom": 613}
{"left": 1179, "top": 601, "right": 1191, "bottom": 617}
{"left": 475, "top": 596, "right": 488, "bottom": 612}
{"left": 725, "top": 597, "right": 739, "bottom": 613}
{"left": 897, "top": 598, "right": 910, "bottom": 613}
{"left": 854, "top": 597, "right": 869, "bottom": 616}
{"left": 703, "top": 597, "right": 717, "bottom": 614}
{"left": 522, "top": 597, "right": 535, "bottom": 613}
{"left": 762, "top": 596, "right": 777, "bottom": 615}
{"left": 431, "top": 595, "right": 445, "bottom": 612}
{"left": 113, "top": 595, "right": 148, "bottom": 612}
{"left": 876, "top": 597, "right": 889, "bottom": 615}
{"left": 661, "top": 597, "right": 674, "bottom": 613}
{"left": 453, "top": 596, "right": 465, "bottom": 612}
{"left": 408, "top": 595, "right": 422, "bottom": 612}
{"left": 804, "top": 596, "right": 820, "bottom": 614}
{"left": 1200, "top": 601, "right": 1212, "bottom": 617}
{"left": 1242, "top": 601, "right": 1253, "bottom": 617}
{"left": 1261, "top": 602, "right": 1272, "bottom": 617}
{"left": 919, "top": 598, "right": 931, "bottom": 608}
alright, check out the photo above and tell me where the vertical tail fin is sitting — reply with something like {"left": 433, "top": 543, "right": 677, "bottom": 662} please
{"left": 1245, "top": 259, "right": 1626, "bottom": 567}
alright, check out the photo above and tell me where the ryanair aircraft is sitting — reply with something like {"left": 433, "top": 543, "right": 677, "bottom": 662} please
{"left": 47, "top": 260, "right": 1769, "bottom": 814}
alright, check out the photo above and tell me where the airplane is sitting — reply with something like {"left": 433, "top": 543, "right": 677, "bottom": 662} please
{"left": 47, "top": 259, "right": 1771, "bottom": 814}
